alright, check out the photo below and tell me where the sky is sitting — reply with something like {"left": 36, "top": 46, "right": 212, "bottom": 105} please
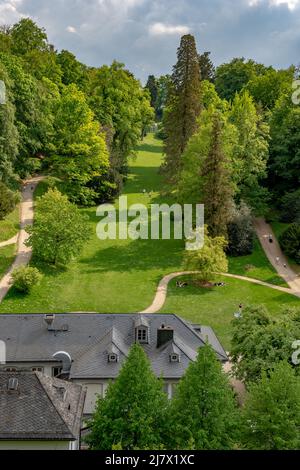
{"left": 0, "top": 0, "right": 300, "bottom": 82}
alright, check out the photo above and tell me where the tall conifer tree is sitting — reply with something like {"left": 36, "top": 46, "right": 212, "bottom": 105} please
{"left": 162, "top": 34, "right": 202, "bottom": 184}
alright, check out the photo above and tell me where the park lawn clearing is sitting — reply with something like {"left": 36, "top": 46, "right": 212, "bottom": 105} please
{"left": 0, "top": 205, "right": 19, "bottom": 243}
{"left": 160, "top": 274, "right": 300, "bottom": 350}
{"left": 0, "top": 134, "right": 298, "bottom": 338}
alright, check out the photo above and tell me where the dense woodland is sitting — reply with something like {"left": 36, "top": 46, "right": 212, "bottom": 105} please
{"left": 145, "top": 35, "right": 299, "bottom": 259}
{"left": 0, "top": 18, "right": 153, "bottom": 206}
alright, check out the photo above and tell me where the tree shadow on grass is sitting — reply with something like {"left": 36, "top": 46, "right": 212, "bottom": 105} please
{"left": 137, "top": 143, "right": 163, "bottom": 154}
{"left": 79, "top": 238, "right": 184, "bottom": 274}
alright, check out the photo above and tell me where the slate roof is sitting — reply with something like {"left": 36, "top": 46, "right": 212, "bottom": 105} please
{"left": 0, "top": 314, "right": 228, "bottom": 379}
{"left": 0, "top": 371, "right": 86, "bottom": 440}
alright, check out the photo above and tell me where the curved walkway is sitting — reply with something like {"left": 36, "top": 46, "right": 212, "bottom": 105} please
{"left": 0, "top": 235, "right": 18, "bottom": 248}
{"left": 141, "top": 270, "right": 300, "bottom": 314}
{"left": 0, "top": 176, "right": 44, "bottom": 303}
{"left": 254, "top": 217, "right": 300, "bottom": 294}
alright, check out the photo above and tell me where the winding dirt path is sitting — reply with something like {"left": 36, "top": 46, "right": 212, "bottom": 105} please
{"left": 0, "top": 176, "right": 44, "bottom": 303}
{"left": 254, "top": 217, "right": 300, "bottom": 294}
{"left": 141, "top": 269, "right": 300, "bottom": 315}
{"left": 0, "top": 235, "right": 18, "bottom": 248}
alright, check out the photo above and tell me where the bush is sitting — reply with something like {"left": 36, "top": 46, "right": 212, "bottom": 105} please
{"left": 280, "top": 190, "right": 300, "bottom": 223}
{"left": 279, "top": 223, "right": 300, "bottom": 264}
{"left": 0, "top": 182, "right": 18, "bottom": 220}
{"left": 11, "top": 266, "right": 42, "bottom": 293}
{"left": 227, "top": 202, "right": 254, "bottom": 256}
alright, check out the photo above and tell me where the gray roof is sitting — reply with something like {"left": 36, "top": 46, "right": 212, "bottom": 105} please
{"left": 0, "top": 371, "right": 86, "bottom": 441}
{"left": 0, "top": 314, "right": 228, "bottom": 379}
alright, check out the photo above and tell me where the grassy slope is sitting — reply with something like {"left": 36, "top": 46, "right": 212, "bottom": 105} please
{"left": 0, "top": 245, "right": 16, "bottom": 278}
{"left": 0, "top": 134, "right": 298, "bottom": 350}
{"left": 0, "top": 205, "right": 19, "bottom": 243}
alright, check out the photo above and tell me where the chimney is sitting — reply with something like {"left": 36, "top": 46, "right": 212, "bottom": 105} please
{"left": 44, "top": 314, "right": 55, "bottom": 329}
{"left": 157, "top": 324, "right": 174, "bottom": 348}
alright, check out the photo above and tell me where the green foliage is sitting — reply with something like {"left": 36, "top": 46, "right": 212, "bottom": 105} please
{"left": 269, "top": 90, "right": 300, "bottom": 195}
{"left": 57, "top": 50, "right": 88, "bottom": 90}
{"left": 145, "top": 75, "right": 158, "bottom": 109}
{"left": 279, "top": 189, "right": 300, "bottom": 223}
{"left": 11, "top": 266, "right": 42, "bottom": 293}
{"left": 162, "top": 34, "right": 202, "bottom": 184}
{"left": 168, "top": 344, "right": 240, "bottom": 450}
{"left": 185, "top": 226, "right": 228, "bottom": 281}
{"left": 198, "top": 51, "right": 215, "bottom": 82}
{"left": 215, "top": 58, "right": 269, "bottom": 101}
{"left": 26, "top": 189, "right": 90, "bottom": 265}
{"left": 10, "top": 18, "right": 48, "bottom": 56}
{"left": 241, "top": 362, "right": 300, "bottom": 450}
{"left": 0, "top": 181, "right": 18, "bottom": 220}
{"left": 87, "top": 344, "right": 168, "bottom": 450}
{"left": 227, "top": 202, "right": 254, "bottom": 256}
{"left": 88, "top": 61, "right": 153, "bottom": 191}
{"left": 229, "top": 90, "right": 269, "bottom": 207}
{"left": 49, "top": 84, "right": 109, "bottom": 205}
{"left": 279, "top": 223, "right": 300, "bottom": 264}
{"left": 231, "top": 305, "right": 300, "bottom": 383}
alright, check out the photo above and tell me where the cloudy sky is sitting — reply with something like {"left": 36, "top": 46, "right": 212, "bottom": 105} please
{"left": 1, "top": 0, "right": 300, "bottom": 82}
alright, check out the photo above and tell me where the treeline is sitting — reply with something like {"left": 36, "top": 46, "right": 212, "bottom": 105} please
{"left": 87, "top": 305, "right": 300, "bottom": 450}
{"left": 0, "top": 18, "right": 153, "bottom": 208}
{"left": 145, "top": 35, "right": 298, "bottom": 256}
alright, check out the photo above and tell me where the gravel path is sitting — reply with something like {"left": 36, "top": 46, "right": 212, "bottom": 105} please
{"left": 0, "top": 176, "right": 44, "bottom": 303}
{"left": 0, "top": 235, "right": 18, "bottom": 248}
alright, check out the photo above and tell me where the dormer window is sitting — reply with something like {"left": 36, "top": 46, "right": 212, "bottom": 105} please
{"left": 170, "top": 353, "right": 180, "bottom": 363}
{"left": 108, "top": 353, "right": 118, "bottom": 363}
{"left": 136, "top": 327, "right": 148, "bottom": 344}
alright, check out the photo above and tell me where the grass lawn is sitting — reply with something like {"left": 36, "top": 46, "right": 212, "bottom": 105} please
{"left": 0, "top": 133, "right": 298, "bottom": 351}
{"left": 0, "top": 245, "right": 16, "bottom": 278}
{"left": 0, "top": 205, "right": 19, "bottom": 243}
{"left": 160, "top": 274, "right": 300, "bottom": 350}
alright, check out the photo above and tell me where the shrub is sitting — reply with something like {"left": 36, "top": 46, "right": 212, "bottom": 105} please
{"left": 280, "top": 190, "right": 300, "bottom": 223}
{"left": 11, "top": 266, "right": 42, "bottom": 293}
{"left": 0, "top": 181, "right": 18, "bottom": 220}
{"left": 227, "top": 202, "right": 254, "bottom": 256}
{"left": 279, "top": 223, "right": 300, "bottom": 264}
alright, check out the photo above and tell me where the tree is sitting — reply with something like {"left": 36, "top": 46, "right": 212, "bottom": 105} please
{"left": 231, "top": 305, "right": 300, "bottom": 383}
{"left": 279, "top": 189, "right": 300, "bottom": 223}
{"left": 26, "top": 189, "right": 90, "bottom": 266}
{"left": 168, "top": 344, "right": 240, "bottom": 450}
{"left": 88, "top": 62, "right": 153, "bottom": 192}
{"left": 227, "top": 202, "right": 254, "bottom": 256}
{"left": 201, "top": 113, "right": 234, "bottom": 238}
{"left": 229, "top": 91, "right": 269, "bottom": 209}
{"left": 155, "top": 75, "right": 172, "bottom": 121}
{"left": 48, "top": 84, "right": 109, "bottom": 205}
{"left": 279, "top": 223, "right": 300, "bottom": 264}
{"left": 145, "top": 75, "right": 158, "bottom": 109}
{"left": 162, "top": 34, "right": 202, "bottom": 184}
{"left": 0, "top": 181, "right": 18, "bottom": 219}
{"left": 87, "top": 344, "right": 169, "bottom": 450}
{"left": 198, "top": 51, "right": 215, "bottom": 82}
{"left": 244, "top": 67, "right": 294, "bottom": 110}
{"left": 0, "top": 61, "right": 19, "bottom": 185}
{"left": 10, "top": 18, "right": 49, "bottom": 56}
{"left": 57, "top": 50, "right": 88, "bottom": 90}
{"left": 241, "top": 362, "right": 300, "bottom": 450}
{"left": 215, "top": 58, "right": 268, "bottom": 101}
{"left": 185, "top": 226, "right": 228, "bottom": 282}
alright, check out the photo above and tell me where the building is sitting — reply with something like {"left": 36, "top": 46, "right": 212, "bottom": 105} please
{"left": 0, "top": 313, "right": 228, "bottom": 415}
{"left": 0, "top": 371, "right": 86, "bottom": 450}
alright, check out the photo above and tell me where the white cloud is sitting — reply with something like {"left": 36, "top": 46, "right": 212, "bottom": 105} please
{"left": 149, "top": 22, "right": 190, "bottom": 36}
{"left": 249, "top": 0, "right": 300, "bottom": 10}
{"left": 66, "top": 25, "right": 77, "bottom": 33}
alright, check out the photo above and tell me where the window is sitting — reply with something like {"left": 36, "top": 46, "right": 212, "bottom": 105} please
{"left": 31, "top": 367, "right": 44, "bottom": 373}
{"left": 52, "top": 366, "right": 63, "bottom": 377}
{"left": 170, "top": 354, "right": 180, "bottom": 363}
{"left": 108, "top": 354, "right": 118, "bottom": 363}
{"left": 4, "top": 367, "right": 17, "bottom": 372}
{"left": 136, "top": 327, "right": 148, "bottom": 343}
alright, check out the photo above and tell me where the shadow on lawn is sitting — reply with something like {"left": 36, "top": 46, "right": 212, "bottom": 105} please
{"left": 137, "top": 142, "right": 163, "bottom": 154}
{"left": 79, "top": 237, "right": 184, "bottom": 274}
